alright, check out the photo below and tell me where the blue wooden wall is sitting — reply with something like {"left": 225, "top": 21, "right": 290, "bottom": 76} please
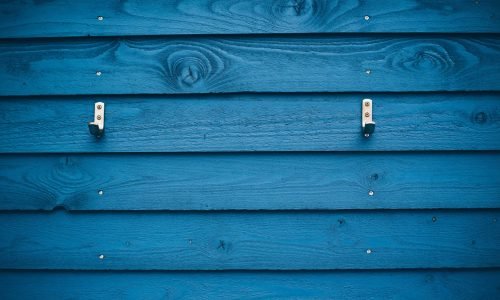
{"left": 0, "top": 1, "right": 500, "bottom": 299}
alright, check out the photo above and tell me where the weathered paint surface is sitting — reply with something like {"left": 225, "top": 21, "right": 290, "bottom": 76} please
{"left": 0, "top": 1, "right": 499, "bottom": 299}
{"left": 0, "top": 94, "right": 499, "bottom": 152}
{"left": 1, "top": 0, "right": 499, "bottom": 37}
{"left": 0, "top": 153, "right": 499, "bottom": 210}
{"left": 1, "top": 37, "right": 499, "bottom": 95}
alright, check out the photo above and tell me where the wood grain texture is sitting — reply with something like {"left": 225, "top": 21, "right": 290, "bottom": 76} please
{"left": 1, "top": 93, "right": 499, "bottom": 152}
{"left": 1, "top": 152, "right": 499, "bottom": 210}
{"left": 0, "top": 210, "right": 498, "bottom": 270}
{"left": 1, "top": 36, "right": 499, "bottom": 95}
{"left": 0, "top": 0, "right": 499, "bottom": 38}
{"left": 1, "top": 270, "right": 499, "bottom": 300}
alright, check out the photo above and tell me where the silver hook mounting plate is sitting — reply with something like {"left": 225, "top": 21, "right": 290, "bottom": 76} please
{"left": 362, "top": 99, "right": 375, "bottom": 137}
{"left": 88, "top": 102, "right": 105, "bottom": 138}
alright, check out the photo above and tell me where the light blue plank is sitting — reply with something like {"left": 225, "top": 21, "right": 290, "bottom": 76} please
{"left": 1, "top": 270, "right": 499, "bottom": 300}
{"left": 0, "top": 36, "right": 499, "bottom": 95}
{"left": 0, "top": 93, "right": 499, "bottom": 152}
{"left": 1, "top": 0, "right": 500, "bottom": 38}
{"left": 0, "top": 210, "right": 498, "bottom": 270}
{"left": 1, "top": 152, "right": 499, "bottom": 210}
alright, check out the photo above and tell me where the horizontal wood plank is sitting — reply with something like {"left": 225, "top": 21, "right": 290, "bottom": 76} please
{"left": 0, "top": 210, "right": 498, "bottom": 270}
{"left": 0, "top": 0, "right": 499, "bottom": 38}
{"left": 1, "top": 152, "right": 499, "bottom": 210}
{"left": 1, "top": 270, "right": 499, "bottom": 299}
{"left": 0, "top": 93, "right": 499, "bottom": 152}
{"left": 1, "top": 36, "right": 499, "bottom": 95}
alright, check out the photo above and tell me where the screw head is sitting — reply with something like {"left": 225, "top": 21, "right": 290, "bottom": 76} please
{"left": 365, "top": 69, "right": 371, "bottom": 75}
{"left": 364, "top": 133, "right": 370, "bottom": 138}
{"left": 96, "top": 71, "right": 102, "bottom": 76}
{"left": 366, "top": 249, "right": 372, "bottom": 254}
{"left": 97, "top": 16, "right": 104, "bottom": 21}
{"left": 364, "top": 102, "right": 370, "bottom": 107}
{"left": 99, "top": 254, "right": 105, "bottom": 260}
{"left": 368, "top": 190, "right": 374, "bottom": 196}
{"left": 96, "top": 115, "right": 102, "bottom": 120}
{"left": 97, "top": 104, "right": 102, "bottom": 110}
{"left": 365, "top": 112, "right": 370, "bottom": 117}
{"left": 364, "top": 15, "right": 370, "bottom": 21}
{"left": 98, "top": 190, "right": 104, "bottom": 196}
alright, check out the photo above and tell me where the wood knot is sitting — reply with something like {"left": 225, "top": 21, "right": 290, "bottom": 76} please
{"left": 473, "top": 112, "right": 487, "bottom": 124}
{"left": 216, "top": 239, "right": 232, "bottom": 253}
{"left": 217, "top": 240, "right": 225, "bottom": 250}
{"left": 53, "top": 156, "right": 94, "bottom": 190}
{"left": 165, "top": 48, "right": 223, "bottom": 90}
{"left": 387, "top": 43, "right": 455, "bottom": 74}
{"left": 272, "top": 0, "right": 322, "bottom": 23}
{"left": 174, "top": 56, "right": 206, "bottom": 87}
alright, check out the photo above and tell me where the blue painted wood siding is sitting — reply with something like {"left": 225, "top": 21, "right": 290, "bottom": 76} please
{"left": 0, "top": 1, "right": 499, "bottom": 299}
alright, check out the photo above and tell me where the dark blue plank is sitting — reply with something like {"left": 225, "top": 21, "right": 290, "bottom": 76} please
{"left": 0, "top": 36, "right": 499, "bottom": 95}
{"left": 1, "top": 269, "right": 499, "bottom": 300}
{"left": 0, "top": 210, "right": 498, "bottom": 270}
{"left": 0, "top": 93, "right": 499, "bottom": 152}
{"left": 1, "top": 0, "right": 499, "bottom": 38}
{"left": 1, "top": 152, "right": 499, "bottom": 210}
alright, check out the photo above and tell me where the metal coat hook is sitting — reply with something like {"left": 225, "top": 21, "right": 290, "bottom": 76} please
{"left": 88, "top": 102, "right": 105, "bottom": 138}
{"left": 362, "top": 99, "right": 375, "bottom": 137}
